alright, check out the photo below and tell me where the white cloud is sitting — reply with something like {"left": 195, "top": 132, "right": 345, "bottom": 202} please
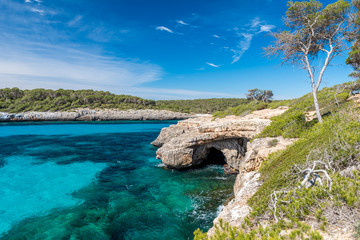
{"left": 0, "top": 42, "right": 163, "bottom": 93}
{"left": 68, "top": 15, "right": 83, "bottom": 27}
{"left": 230, "top": 18, "right": 276, "bottom": 63}
{"left": 0, "top": 42, "right": 240, "bottom": 100}
{"left": 155, "top": 26, "right": 174, "bottom": 33}
{"left": 206, "top": 62, "right": 220, "bottom": 68}
{"left": 231, "top": 33, "right": 253, "bottom": 64}
{"left": 25, "top": 0, "right": 43, "bottom": 5}
{"left": 176, "top": 20, "right": 188, "bottom": 26}
{"left": 213, "top": 34, "right": 220, "bottom": 38}
{"left": 250, "top": 17, "right": 261, "bottom": 28}
{"left": 30, "top": 8, "right": 44, "bottom": 15}
{"left": 259, "top": 24, "right": 276, "bottom": 33}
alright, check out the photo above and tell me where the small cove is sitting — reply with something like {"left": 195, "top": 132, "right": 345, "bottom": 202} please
{"left": 0, "top": 121, "right": 236, "bottom": 240}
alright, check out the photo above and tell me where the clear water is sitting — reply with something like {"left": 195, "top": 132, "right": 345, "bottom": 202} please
{"left": 0, "top": 121, "right": 236, "bottom": 240}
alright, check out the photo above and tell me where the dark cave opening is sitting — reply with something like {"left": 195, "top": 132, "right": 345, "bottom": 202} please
{"left": 205, "top": 147, "right": 227, "bottom": 165}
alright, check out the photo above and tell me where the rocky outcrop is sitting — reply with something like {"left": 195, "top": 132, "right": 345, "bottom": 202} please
{"left": 151, "top": 107, "right": 297, "bottom": 236}
{"left": 207, "top": 171, "right": 261, "bottom": 236}
{"left": 0, "top": 109, "right": 193, "bottom": 122}
{"left": 207, "top": 137, "right": 296, "bottom": 235}
{"left": 151, "top": 107, "right": 289, "bottom": 170}
{"left": 240, "top": 137, "right": 296, "bottom": 173}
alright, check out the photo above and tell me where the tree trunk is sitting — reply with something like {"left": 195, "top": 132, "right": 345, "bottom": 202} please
{"left": 312, "top": 88, "right": 323, "bottom": 123}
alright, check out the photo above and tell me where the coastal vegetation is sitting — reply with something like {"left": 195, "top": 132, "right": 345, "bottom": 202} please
{"left": 194, "top": 0, "right": 360, "bottom": 239}
{"left": 0, "top": 88, "right": 250, "bottom": 114}
{"left": 194, "top": 83, "right": 360, "bottom": 240}
{"left": 246, "top": 89, "right": 274, "bottom": 103}
{"left": 0, "top": 88, "right": 155, "bottom": 112}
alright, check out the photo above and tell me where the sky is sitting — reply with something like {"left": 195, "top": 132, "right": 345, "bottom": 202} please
{"left": 0, "top": 0, "right": 355, "bottom": 100}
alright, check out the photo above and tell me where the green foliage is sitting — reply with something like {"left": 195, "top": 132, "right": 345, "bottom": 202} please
{"left": 346, "top": 0, "right": 360, "bottom": 78}
{"left": 0, "top": 88, "right": 251, "bottom": 114}
{"left": 246, "top": 89, "right": 274, "bottom": 103}
{"left": 194, "top": 218, "right": 325, "bottom": 239}
{"left": 268, "top": 139, "right": 279, "bottom": 147}
{"left": 309, "top": 231, "right": 323, "bottom": 240}
{"left": 354, "top": 221, "right": 360, "bottom": 239}
{"left": 249, "top": 107, "right": 360, "bottom": 220}
{"left": 259, "top": 111, "right": 316, "bottom": 138}
{"left": 257, "top": 83, "right": 353, "bottom": 138}
{"left": 155, "top": 98, "right": 251, "bottom": 114}
{"left": 0, "top": 88, "right": 154, "bottom": 112}
{"left": 212, "top": 99, "right": 292, "bottom": 119}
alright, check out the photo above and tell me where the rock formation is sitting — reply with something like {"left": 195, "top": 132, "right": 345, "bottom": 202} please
{"left": 152, "top": 107, "right": 297, "bottom": 236}
{"left": 0, "top": 109, "right": 193, "bottom": 122}
{"left": 207, "top": 137, "right": 295, "bottom": 236}
{"left": 152, "top": 107, "right": 289, "bottom": 170}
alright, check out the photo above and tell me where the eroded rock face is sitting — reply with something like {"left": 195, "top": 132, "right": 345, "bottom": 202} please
{"left": 207, "top": 171, "right": 262, "bottom": 236}
{"left": 240, "top": 137, "right": 297, "bottom": 173}
{"left": 151, "top": 107, "right": 289, "bottom": 170}
{"left": 151, "top": 107, "right": 297, "bottom": 236}
{"left": 207, "top": 137, "right": 296, "bottom": 236}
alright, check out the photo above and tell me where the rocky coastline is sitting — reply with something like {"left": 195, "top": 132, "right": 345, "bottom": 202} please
{"left": 0, "top": 109, "right": 194, "bottom": 122}
{"left": 151, "top": 107, "right": 296, "bottom": 235}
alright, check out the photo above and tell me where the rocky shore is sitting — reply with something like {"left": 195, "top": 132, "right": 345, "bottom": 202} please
{"left": 151, "top": 107, "right": 291, "bottom": 170}
{"left": 151, "top": 107, "right": 296, "bottom": 235}
{"left": 0, "top": 109, "right": 194, "bottom": 122}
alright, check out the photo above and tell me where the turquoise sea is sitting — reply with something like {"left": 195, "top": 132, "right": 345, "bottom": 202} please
{"left": 0, "top": 121, "right": 235, "bottom": 240}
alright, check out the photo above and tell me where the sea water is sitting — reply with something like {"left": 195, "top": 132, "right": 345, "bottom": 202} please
{"left": 0, "top": 121, "right": 236, "bottom": 240}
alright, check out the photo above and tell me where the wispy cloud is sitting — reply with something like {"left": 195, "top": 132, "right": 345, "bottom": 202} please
{"left": 231, "top": 33, "right": 253, "bottom": 64}
{"left": 25, "top": 0, "right": 42, "bottom": 3}
{"left": 30, "top": 7, "right": 44, "bottom": 15}
{"left": 68, "top": 15, "right": 83, "bottom": 27}
{"left": 25, "top": 0, "right": 45, "bottom": 15}
{"left": 155, "top": 26, "right": 174, "bottom": 33}
{"left": 213, "top": 34, "right": 220, "bottom": 38}
{"left": 230, "top": 17, "right": 276, "bottom": 63}
{"left": 0, "top": 42, "right": 163, "bottom": 91}
{"left": 259, "top": 24, "right": 275, "bottom": 33}
{"left": 206, "top": 62, "right": 220, "bottom": 68}
{"left": 176, "top": 20, "right": 188, "bottom": 26}
{"left": 250, "top": 17, "right": 261, "bottom": 28}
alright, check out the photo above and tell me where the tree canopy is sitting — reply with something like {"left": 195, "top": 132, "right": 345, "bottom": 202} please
{"left": 266, "top": 0, "right": 355, "bottom": 123}
{"left": 246, "top": 89, "right": 274, "bottom": 102}
{"left": 346, "top": 0, "right": 360, "bottom": 78}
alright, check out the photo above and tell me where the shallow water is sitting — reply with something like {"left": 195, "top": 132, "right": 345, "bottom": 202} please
{"left": 0, "top": 121, "right": 236, "bottom": 240}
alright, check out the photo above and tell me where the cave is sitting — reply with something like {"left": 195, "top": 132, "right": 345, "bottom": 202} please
{"left": 205, "top": 147, "right": 227, "bottom": 165}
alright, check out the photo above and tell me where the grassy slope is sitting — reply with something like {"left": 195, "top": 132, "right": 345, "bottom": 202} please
{"left": 195, "top": 82, "right": 360, "bottom": 239}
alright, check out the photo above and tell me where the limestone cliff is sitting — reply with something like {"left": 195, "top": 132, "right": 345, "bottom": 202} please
{"left": 151, "top": 107, "right": 297, "bottom": 236}
{"left": 151, "top": 107, "right": 288, "bottom": 170}
{"left": 207, "top": 137, "right": 295, "bottom": 236}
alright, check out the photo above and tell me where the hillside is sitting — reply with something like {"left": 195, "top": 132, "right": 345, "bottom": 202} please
{"left": 0, "top": 88, "right": 250, "bottom": 114}
{"left": 194, "top": 81, "right": 360, "bottom": 239}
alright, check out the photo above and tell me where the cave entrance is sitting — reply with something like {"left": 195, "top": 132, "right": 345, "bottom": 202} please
{"left": 205, "top": 147, "right": 227, "bottom": 165}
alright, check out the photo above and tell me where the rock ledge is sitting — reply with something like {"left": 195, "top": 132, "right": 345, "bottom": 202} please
{"left": 0, "top": 109, "right": 193, "bottom": 121}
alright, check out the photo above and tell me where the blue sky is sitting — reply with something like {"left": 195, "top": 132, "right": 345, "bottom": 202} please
{"left": 0, "top": 0, "right": 354, "bottom": 99}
